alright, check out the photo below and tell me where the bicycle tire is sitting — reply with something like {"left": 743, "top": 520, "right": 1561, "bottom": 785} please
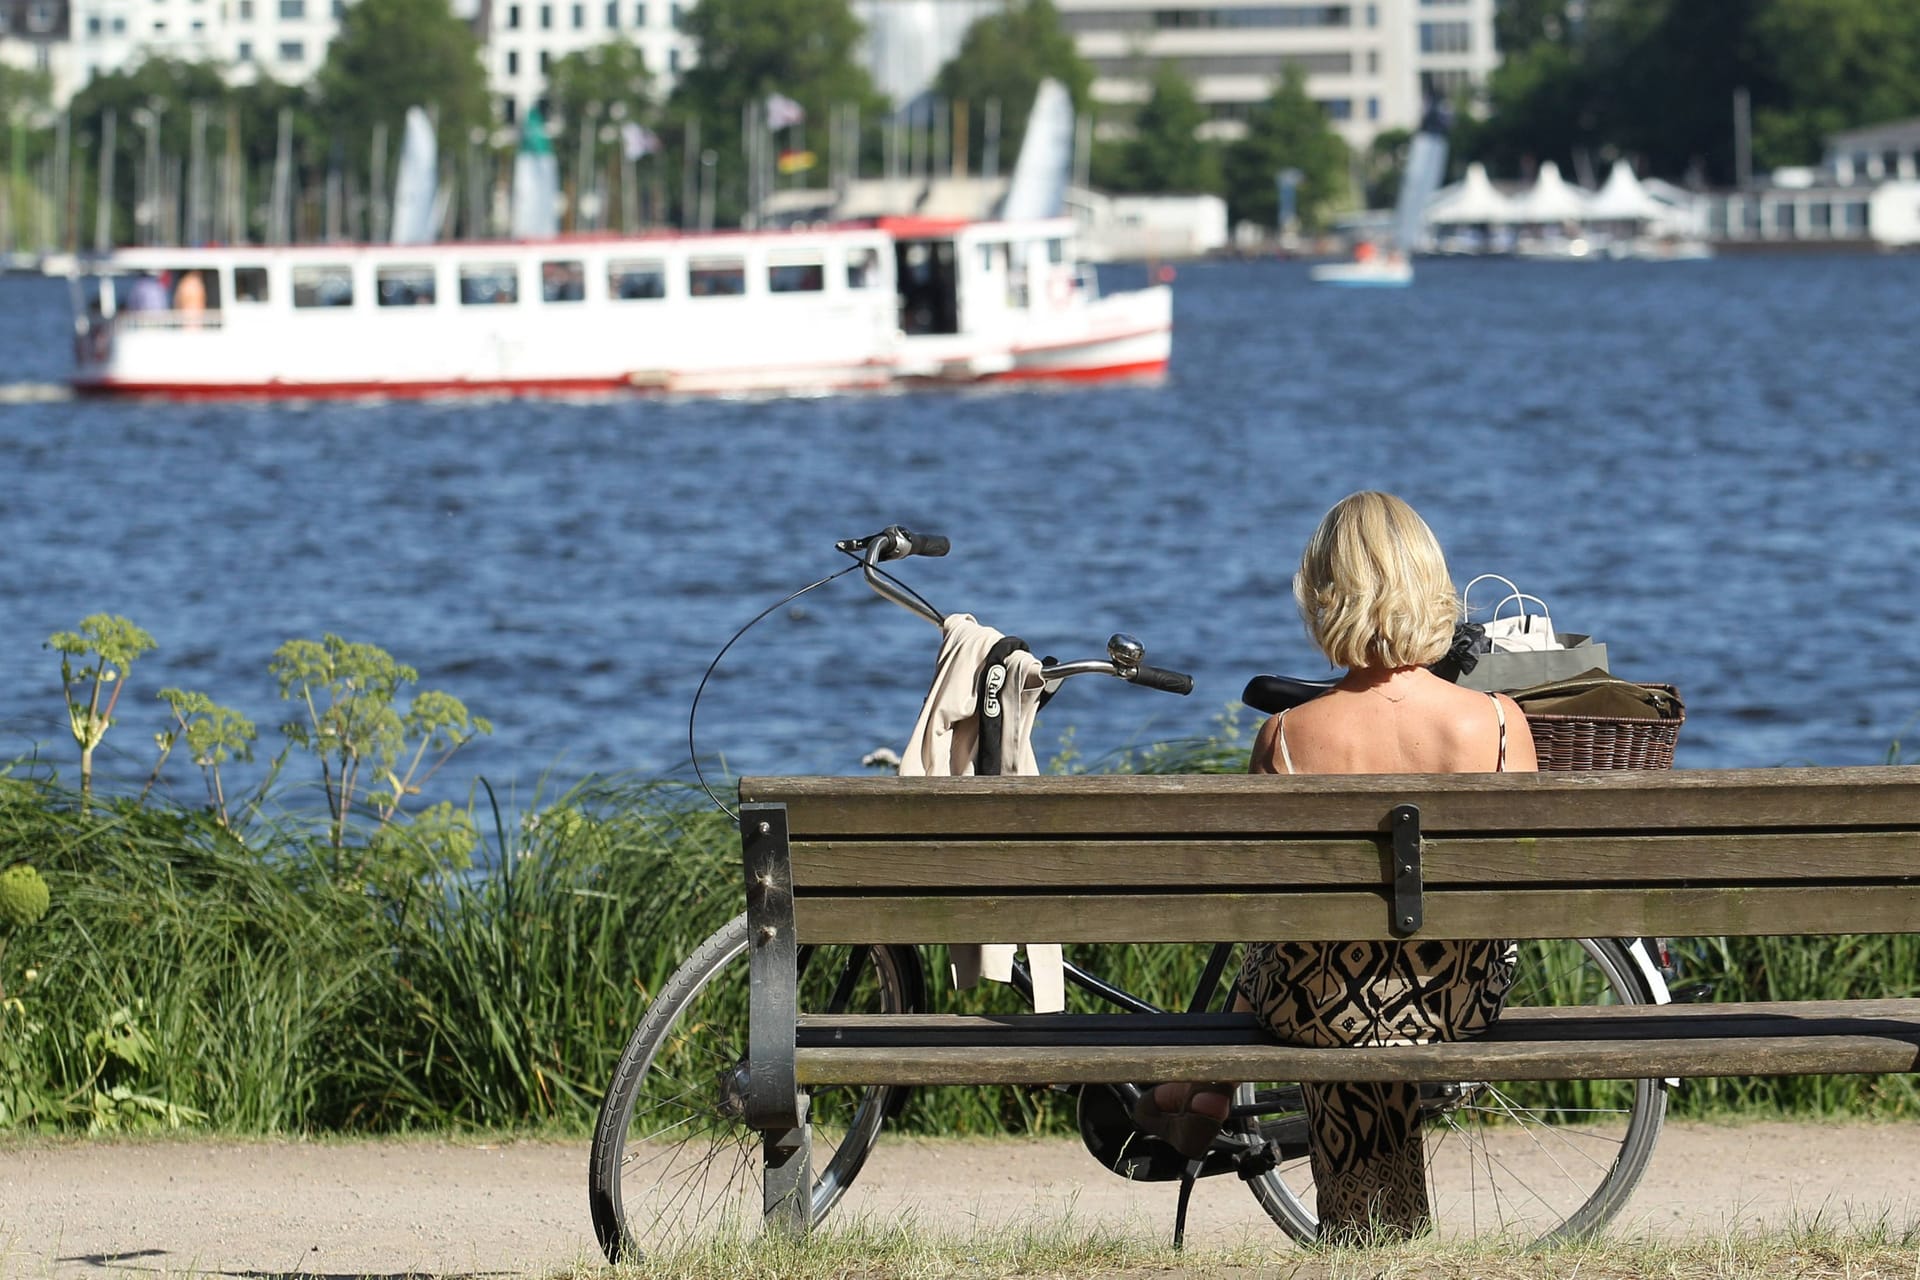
{"left": 587, "top": 912, "right": 926, "bottom": 1262}
{"left": 1240, "top": 936, "right": 1667, "bottom": 1245}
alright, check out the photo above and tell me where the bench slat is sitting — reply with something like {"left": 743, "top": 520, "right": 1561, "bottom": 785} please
{"left": 793, "top": 884, "right": 1920, "bottom": 943}
{"left": 743, "top": 768, "right": 1920, "bottom": 838}
{"left": 791, "top": 831, "right": 1920, "bottom": 888}
{"left": 791, "top": 1000, "right": 1920, "bottom": 1085}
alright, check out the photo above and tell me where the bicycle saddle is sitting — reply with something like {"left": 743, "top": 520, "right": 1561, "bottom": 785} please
{"left": 1241, "top": 674, "right": 1337, "bottom": 715}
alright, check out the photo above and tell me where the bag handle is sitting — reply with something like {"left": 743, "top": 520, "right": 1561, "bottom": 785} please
{"left": 1461, "top": 573, "right": 1520, "bottom": 618}
{"left": 1493, "top": 591, "right": 1553, "bottom": 634}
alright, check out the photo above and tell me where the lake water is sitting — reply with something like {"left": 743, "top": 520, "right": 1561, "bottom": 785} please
{"left": 2, "top": 254, "right": 1916, "bottom": 809}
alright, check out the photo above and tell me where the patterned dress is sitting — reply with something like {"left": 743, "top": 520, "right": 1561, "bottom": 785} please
{"left": 1240, "top": 696, "right": 1516, "bottom": 1240}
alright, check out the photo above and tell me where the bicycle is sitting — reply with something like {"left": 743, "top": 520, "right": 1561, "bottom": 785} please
{"left": 587, "top": 526, "right": 1674, "bottom": 1261}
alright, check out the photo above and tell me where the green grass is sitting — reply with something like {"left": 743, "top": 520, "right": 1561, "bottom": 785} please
{"left": 571, "top": 1213, "right": 1920, "bottom": 1280}
{"left": 7, "top": 740, "right": 1920, "bottom": 1136}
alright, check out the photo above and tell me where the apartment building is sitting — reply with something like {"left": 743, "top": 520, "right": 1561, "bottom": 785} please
{"left": 1, "top": 0, "right": 74, "bottom": 98}
{"left": 1057, "top": 0, "right": 1496, "bottom": 146}
{"left": 488, "top": 0, "right": 694, "bottom": 122}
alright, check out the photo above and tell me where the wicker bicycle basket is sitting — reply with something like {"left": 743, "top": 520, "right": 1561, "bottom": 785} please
{"left": 1524, "top": 684, "right": 1684, "bottom": 772}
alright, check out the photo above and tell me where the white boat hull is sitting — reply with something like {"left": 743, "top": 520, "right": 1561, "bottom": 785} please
{"left": 70, "top": 219, "right": 1170, "bottom": 399}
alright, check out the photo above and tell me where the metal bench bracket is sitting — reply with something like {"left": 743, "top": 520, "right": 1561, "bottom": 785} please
{"left": 1391, "top": 803, "right": 1423, "bottom": 936}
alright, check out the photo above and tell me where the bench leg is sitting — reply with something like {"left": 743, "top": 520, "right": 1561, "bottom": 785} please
{"left": 763, "top": 1119, "right": 813, "bottom": 1237}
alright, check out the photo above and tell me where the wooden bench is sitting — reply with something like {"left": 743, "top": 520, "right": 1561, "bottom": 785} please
{"left": 735, "top": 767, "right": 1920, "bottom": 1232}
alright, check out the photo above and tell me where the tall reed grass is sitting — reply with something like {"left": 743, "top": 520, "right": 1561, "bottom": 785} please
{"left": 5, "top": 735, "right": 1920, "bottom": 1136}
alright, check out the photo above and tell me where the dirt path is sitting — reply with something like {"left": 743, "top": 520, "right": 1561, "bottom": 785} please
{"left": 4, "top": 1122, "right": 1920, "bottom": 1277}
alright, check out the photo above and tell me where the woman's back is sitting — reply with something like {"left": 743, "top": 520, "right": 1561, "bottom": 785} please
{"left": 1250, "top": 669, "right": 1536, "bottom": 777}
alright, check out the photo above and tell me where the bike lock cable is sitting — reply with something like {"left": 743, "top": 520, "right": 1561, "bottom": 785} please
{"left": 688, "top": 560, "right": 863, "bottom": 820}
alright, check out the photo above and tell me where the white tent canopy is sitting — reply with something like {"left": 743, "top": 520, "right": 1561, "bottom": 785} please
{"left": 1426, "top": 162, "right": 1517, "bottom": 224}
{"left": 1585, "top": 160, "right": 1669, "bottom": 222}
{"left": 1509, "top": 160, "right": 1590, "bottom": 223}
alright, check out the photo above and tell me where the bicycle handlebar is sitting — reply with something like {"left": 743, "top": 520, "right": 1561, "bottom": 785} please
{"left": 840, "top": 526, "right": 1194, "bottom": 697}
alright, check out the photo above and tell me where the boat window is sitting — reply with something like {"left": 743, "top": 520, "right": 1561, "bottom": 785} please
{"left": 540, "top": 259, "right": 586, "bottom": 302}
{"left": 689, "top": 258, "right": 746, "bottom": 297}
{"left": 768, "top": 255, "right": 824, "bottom": 294}
{"left": 232, "top": 267, "right": 269, "bottom": 303}
{"left": 978, "top": 244, "right": 996, "bottom": 272}
{"left": 168, "top": 268, "right": 221, "bottom": 311}
{"left": 291, "top": 265, "right": 353, "bottom": 308}
{"left": 376, "top": 264, "right": 437, "bottom": 306}
{"left": 1046, "top": 238, "right": 1065, "bottom": 265}
{"left": 846, "top": 246, "right": 882, "bottom": 289}
{"left": 608, "top": 259, "right": 667, "bottom": 300}
{"left": 459, "top": 263, "right": 519, "bottom": 305}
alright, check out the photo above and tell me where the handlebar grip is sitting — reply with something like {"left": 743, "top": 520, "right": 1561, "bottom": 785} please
{"left": 1130, "top": 664, "right": 1194, "bottom": 695}
{"left": 905, "top": 531, "right": 950, "bottom": 558}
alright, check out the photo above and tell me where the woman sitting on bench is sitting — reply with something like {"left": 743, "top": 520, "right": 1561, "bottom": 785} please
{"left": 1135, "top": 489, "right": 1538, "bottom": 1241}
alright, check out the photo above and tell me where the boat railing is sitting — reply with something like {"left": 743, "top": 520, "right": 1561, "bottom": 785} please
{"left": 113, "top": 310, "right": 227, "bottom": 332}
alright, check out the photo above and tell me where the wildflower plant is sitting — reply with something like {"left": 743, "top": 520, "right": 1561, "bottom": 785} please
{"left": 46, "top": 614, "right": 157, "bottom": 797}
{"left": 270, "top": 634, "right": 491, "bottom": 848}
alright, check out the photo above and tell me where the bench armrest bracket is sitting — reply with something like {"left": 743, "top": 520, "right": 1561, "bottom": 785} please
{"left": 1392, "top": 803, "right": 1423, "bottom": 936}
{"left": 742, "top": 802, "right": 808, "bottom": 1133}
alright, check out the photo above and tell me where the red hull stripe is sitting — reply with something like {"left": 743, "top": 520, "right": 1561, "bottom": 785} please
{"left": 77, "top": 357, "right": 1168, "bottom": 399}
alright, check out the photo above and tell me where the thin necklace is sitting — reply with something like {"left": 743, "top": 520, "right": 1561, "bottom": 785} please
{"left": 1370, "top": 685, "right": 1409, "bottom": 703}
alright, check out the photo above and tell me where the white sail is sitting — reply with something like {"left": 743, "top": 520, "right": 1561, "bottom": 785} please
{"left": 390, "top": 107, "right": 438, "bottom": 245}
{"left": 1392, "top": 106, "right": 1450, "bottom": 255}
{"left": 1000, "top": 78, "right": 1072, "bottom": 221}
{"left": 511, "top": 109, "right": 560, "bottom": 240}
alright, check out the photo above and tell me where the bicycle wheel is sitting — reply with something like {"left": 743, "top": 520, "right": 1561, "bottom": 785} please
{"left": 1240, "top": 936, "right": 1667, "bottom": 1245}
{"left": 588, "top": 912, "right": 926, "bottom": 1262}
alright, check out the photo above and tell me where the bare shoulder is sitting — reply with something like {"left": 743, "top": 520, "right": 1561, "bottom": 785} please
{"left": 1491, "top": 691, "right": 1540, "bottom": 772}
{"left": 1249, "top": 713, "right": 1283, "bottom": 774}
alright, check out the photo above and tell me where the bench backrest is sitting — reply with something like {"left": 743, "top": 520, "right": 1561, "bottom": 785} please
{"left": 737, "top": 767, "right": 1920, "bottom": 945}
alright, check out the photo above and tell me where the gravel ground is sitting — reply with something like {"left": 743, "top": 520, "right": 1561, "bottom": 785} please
{"left": 4, "top": 1122, "right": 1920, "bottom": 1277}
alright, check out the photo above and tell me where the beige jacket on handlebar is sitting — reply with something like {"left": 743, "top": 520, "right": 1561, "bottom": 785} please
{"left": 899, "top": 612, "right": 1064, "bottom": 1013}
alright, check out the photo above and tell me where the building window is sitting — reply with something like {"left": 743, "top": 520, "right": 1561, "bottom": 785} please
{"left": 111, "top": 15, "right": 125, "bottom": 31}
{"left": 632, "top": 1, "right": 643, "bottom": 21}
{"left": 668, "top": 1, "right": 679, "bottom": 24}
{"left": 506, "top": 1, "right": 518, "bottom": 24}
{"left": 506, "top": 49, "right": 518, "bottom": 73}
{"left": 236, "top": 38, "right": 251, "bottom": 56}
{"left": 152, "top": 19, "right": 166, "bottom": 31}
{"left": 1367, "top": 96, "right": 1379, "bottom": 120}
{"left": 538, "top": 3, "right": 550, "bottom": 25}
{"left": 191, "top": 17, "right": 205, "bottom": 29}
{"left": 604, "top": 0, "right": 615, "bottom": 24}
{"left": 609, "top": 259, "right": 666, "bottom": 299}
{"left": 87, "top": 14, "right": 101, "bottom": 32}
{"left": 1367, "top": 48, "right": 1377, "bottom": 73}
{"left": 668, "top": 46, "right": 679, "bottom": 71}
{"left": 571, "top": 2, "right": 582, "bottom": 25}
{"left": 1318, "top": 97, "right": 1351, "bottom": 120}
{"left": 278, "top": 37, "right": 302, "bottom": 59}
{"left": 331, "top": 0, "right": 342, "bottom": 15}
{"left": 291, "top": 265, "right": 352, "bottom": 308}
{"left": 1419, "top": 19, "right": 1471, "bottom": 53}
{"left": 1365, "top": 2, "right": 1376, "bottom": 25}
{"left": 502, "top": 97, "right": 517, "bottom": 123}
{"left": 278, "top": 0, "right": 302, "bottom": 17}
{"left": 238, "top": 0, "right": 252, "bottom": 15}
{"left": 538, "top": 48, "right": 550, "bottom": 70}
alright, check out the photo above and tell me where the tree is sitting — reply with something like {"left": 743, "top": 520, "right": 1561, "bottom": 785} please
{"left": 1751, "top": 0, "right": 1920, "bottom": 168}
{"left": 315, "top": 0, "right": 491, "bottom": 172}
{"left": 0, "top": 65, "right": 52, "bottom": 128}
{"left": 548, "top": 40, "right": 656, "bottom": 141}
{"left": 1222, "top": 66, "right": 1349, "bottom": 231}
{"left": 933, "top": 0, "right": 1094, "bottom": 173}
{"left": 668, "top": 0, "right": 887, "bottom": 222}
{"left": 1361, "top": 126, "right": 1412, "bottom": 209}
{"left": 1103, "top": 61, "right": 1221, "bottom": 195}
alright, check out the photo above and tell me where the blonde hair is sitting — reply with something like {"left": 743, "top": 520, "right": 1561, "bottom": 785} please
{"left": 1293, "top": 491, "right": 1459, "bottom": 670}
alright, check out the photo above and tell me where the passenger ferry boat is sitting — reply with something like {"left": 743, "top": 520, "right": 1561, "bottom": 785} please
{"left": 67, "top": 216, "right": 1171, "bottom": 398}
